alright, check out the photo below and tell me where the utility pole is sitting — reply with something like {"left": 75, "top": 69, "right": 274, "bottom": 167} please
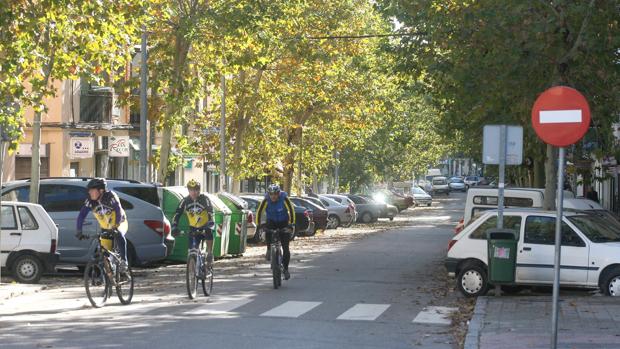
{"left": 334, "top": 151, "right": 340, "bottom": 194}
{"left": 139, "top": 30, "right": 149, "bottom": 182}
{"left": 219, "top": 74, "right": 227, "bottom": 192}
{"left": 298, "top": 128, "right": 303, "bottom": 195}
{"left": 0, "top": 124, "right": 5, "bottom": 283}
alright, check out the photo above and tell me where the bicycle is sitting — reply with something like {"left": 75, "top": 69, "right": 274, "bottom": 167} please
{"left": 83, "top": 230, "right": 134, "bottom": 308}
{"left": 266, "top": 227, "right": 290, "bottom": 289}
{"left": 184, "top": 229, "right": 214, "bottom": 299}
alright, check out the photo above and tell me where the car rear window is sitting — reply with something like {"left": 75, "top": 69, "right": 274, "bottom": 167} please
{"left": 114, "top": 186, "right": 159, "bottom": 206}
{"left": 18, "top": 206, "right": 39, "bottom": 230}
{"left": 473, "top": 196, "right": 534, "bottom": 207}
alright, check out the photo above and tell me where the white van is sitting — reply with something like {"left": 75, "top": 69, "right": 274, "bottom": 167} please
{"left": 462, "top": 187, "right": 578, "bottom": 226}
{"left": 1, "top": 202, "right": 59, "bottom": 283}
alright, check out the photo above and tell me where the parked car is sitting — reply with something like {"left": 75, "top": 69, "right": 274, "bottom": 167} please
{"left": 361, "top": 195, "right": 397, "bottom": 221}
{"left": 290, "top": 197, "right": 328, "bottom": 235}
{"left": 372, "top": 189, "right": 412, "bottom": 212}
{"left": 446, "top": 208, "right": 620, "bottom": 297}
{"left": 1, "top": 201, "right": 59, "bottom": 283}
{"left": 1, "top": 178, "right": 173, "bottom": 267}
{"left": 431, "top": 176, "right": 450, "bottom": 196}
{"left": 345, "top": 194, "right": 383, "bottom": 223}
{"left": 390, "top": 189, "right": 415, "bottom": 210}
{"left": 448, "top": 177, "right": 467, "bottom": 192}
{"left": 308, "top": 195, "right": 354, "bottom": 229}
{"left": 411, "top": 186, "right": 432, "bottom": 207}
{"left": 460, "top": 187, "right": 576, "bottom": 228}
{"left": 464, "top": 176, "right": 481, "bottom": 188}
{"left": 241, "top": 195, "right": 314, "bottom": 241}
{"left": 323, "top": 194, "right": 358, "bottom": 224}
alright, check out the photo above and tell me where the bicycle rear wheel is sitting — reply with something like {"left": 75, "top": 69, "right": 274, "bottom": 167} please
{"left": 116, "top": 265, "right": 134, "bottom": 305}
{"left": 202, "top": 265, "right": 213, "bottom": 296}
{"left": 84, "top": 261, "right": 109, "bottom": 308}
{"left": 271, "top": 247, "right": 281, "bottom": 289}
{"left": 186, "top": 254, "right": 198, "bottom": 299}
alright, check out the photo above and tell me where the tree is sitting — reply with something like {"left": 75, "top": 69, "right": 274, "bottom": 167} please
{"left": 1, "top": 0, "right": 143, "bottom": 202}
{"left": 379, "top": 0, "right": 620, "bottom": 209}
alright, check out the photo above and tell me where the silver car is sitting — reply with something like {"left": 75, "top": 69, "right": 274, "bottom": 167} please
{"left": 313, "top": 195, "right": 354, "bottom": 229}
{"left": 322, "top": 194, "right": 358, "bottom": 224}
{"left": 1, "top": 178, "right": 173, "bottom": 266}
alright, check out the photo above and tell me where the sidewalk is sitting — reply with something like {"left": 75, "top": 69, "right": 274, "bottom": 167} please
{"left": 465, "top": 296, "right": 620, "bottom": 349}
{"left": 0, "top": 282, "right": 44, "bottom": 302}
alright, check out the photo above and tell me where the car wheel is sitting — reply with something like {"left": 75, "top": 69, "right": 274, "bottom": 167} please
{"left": 457, "top": 262, "right": 489, "bottom": 297}
{"left": 361, "top": 212, "right": 373, "bottom": 223}
{"left": 427, "top": 203, "right": 431, "bottom": 207}
{"left": 12, "top": 254, "right": 44, "bottom": 284}
{"left": 327, "top": 215, "right": 341, "bottom": 229}
{"left": 601, "top": 267, "right": 620, "bottom": 296}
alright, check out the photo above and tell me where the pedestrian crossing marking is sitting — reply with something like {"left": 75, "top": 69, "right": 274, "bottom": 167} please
{"left": 337, "top": 304, "right": 390, "bottom": 321}
{"left": 412, "top": 306, "right": 456, "bottom": 325}
{"left": 260, "top": 301, "right": 322, "bottom": 318}
{"left": 184, "top": 297, "right": 253, "bottom": 315}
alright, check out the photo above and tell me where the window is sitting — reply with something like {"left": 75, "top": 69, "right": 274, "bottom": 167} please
{"left": 470, "top": 215, "right": 522, "bottom": 239}
{"left": 1, "top": 206, "right": 17, "bottom": 230}
{"left": 433, "top": 179, "right": 447, "bottom": 185}
{"left": 114, "top": 186, "right": 159, "bottom": 206}
{"left": 349, "top": 196, "right": 365, "bottom": 204}
{"left": 320, "top": 199, "right": 330, "bottom": 207}
{"left": 473, "top": 196, "right": 534, "bottom": 207}
{"left": 568, "top": 214, "right": 620, "bottom": 243}
{"left": 1, "top": 186, "right": 30, "bottom": 202}
{"left": 524, "top": 216, "right": 585, "bottom": 247}
{"left": 120, "top": 199, "right": 134, "bottom": 210}
{"left": 40, "top": 185, "right": 87, "bottom": 212}
{"left": 17, "top": 206, "right": 38, "bottom": 230}
{"left": 245, "top": 199, "right": 258, "bottom": 211}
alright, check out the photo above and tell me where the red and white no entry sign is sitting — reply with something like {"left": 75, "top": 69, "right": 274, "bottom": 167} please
{"left": 531, "top": 86, "right": 591, "bottom": 147}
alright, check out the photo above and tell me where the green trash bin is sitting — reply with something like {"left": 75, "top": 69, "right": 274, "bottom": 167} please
{"left": 206, "top": 193, "right": 232, "bottom": 258}
{"left": 161, "top": 187, "right": 231, "bottom": 261}
{"left": 486, "top": 229, "right": 518, "bottom": 284}
{"left": 217, "top": 192, "right": 249, "bottom": 256}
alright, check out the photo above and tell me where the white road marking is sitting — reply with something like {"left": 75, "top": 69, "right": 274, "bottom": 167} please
{"left": 260, "top": 301, "right": 322, "bottom": 318}
{"left": 539, "top": 110, "right": 582, "bottom": 124}
{"left": 185, "top": 297, "right": 253, "bottom": 315}
{"left": 337, "top": 304, "right": 390, "bottom": 321}
{"left": 413, "top": 306, "right": 457, "bottom": 325}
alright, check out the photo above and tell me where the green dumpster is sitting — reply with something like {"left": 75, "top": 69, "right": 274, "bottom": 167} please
{"left": 486, "top": 229, "right": 518, "bottom": 284}
{"left": 218, "top": 192, "right": 249, "bottom": 256}
{"left": 207, "top": 193, "right": 232, "bottom": 258}
{"left": 161, "top": 186, "right": 232, "bottom": 261}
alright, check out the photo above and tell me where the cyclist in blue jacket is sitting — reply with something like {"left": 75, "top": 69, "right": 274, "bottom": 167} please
{"left": 256, "top": 184, "right": 296, "bottom": 280}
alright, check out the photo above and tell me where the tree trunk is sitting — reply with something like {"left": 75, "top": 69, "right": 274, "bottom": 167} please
{"left": 543, "top": 144, "right": 557, "bottom": 210}
{"left": 157, "top": 33, "right": 190, "bottom": 184}
{"left": 533, "top": 156, "right": 545, "bottom": 188}
{"left": 29, "top": 32, "right": 55, "bottom": 203}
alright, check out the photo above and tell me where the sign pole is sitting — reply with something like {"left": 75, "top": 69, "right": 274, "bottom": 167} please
{"left": 551, "top": 147, "right": 565, "bottom": 349}
{"left": 497, "top": 125, "right": 507, "bottom": 230}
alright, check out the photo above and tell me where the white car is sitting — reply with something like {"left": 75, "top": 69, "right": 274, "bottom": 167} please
{"left": 446, "top": 209, "right": 620, "bottom": 297}
{"left": 464, "top": 176, "right": 481, "bottom": 188}
{"left": 431, "top": 177, "right": 450, "bottom": 196}
{"left": 412, "top": 187, "right": 432, "bottom": 207}
{"left": 448, "top": 178, "right": 467, "bottom": 192}
{"left": 1, "top": 202, "right": 59, "bottom": 283}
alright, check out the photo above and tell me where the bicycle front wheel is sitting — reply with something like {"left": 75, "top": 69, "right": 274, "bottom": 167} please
{"left": 186, "top": 254, "right": 198, "bottom": 299}
{"left": 84, "top": 261, "right": 109, "bottom": 308}
{"left": 202, "top": 266, "right": 213, "bottom": 296}
{"left": 271, "top": 248, "right": 281, "bottom": 289}
{"left": 116, "top": 265, "right": 134, "bottom": 305}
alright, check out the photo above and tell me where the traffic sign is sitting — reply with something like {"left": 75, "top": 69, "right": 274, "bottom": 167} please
{"left": 531, "top": 86, "right": 591, "bottom": 147}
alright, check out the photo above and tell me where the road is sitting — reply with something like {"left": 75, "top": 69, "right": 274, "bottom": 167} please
{"left": 0, "top": 193, "right": 466, "bottom": 349}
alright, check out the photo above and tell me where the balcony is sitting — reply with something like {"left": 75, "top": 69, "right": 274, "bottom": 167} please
{"left": 79, "top": 87, "right": 113, "bottom": 123}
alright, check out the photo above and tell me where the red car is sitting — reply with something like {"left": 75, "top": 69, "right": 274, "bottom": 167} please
{"left": 290, "top": 197, "right": 328, "bottom": 236}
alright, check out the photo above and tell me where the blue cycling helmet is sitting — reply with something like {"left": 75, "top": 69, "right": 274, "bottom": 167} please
{"left": 267, "top": 184, "right": 281, "bottom": 194}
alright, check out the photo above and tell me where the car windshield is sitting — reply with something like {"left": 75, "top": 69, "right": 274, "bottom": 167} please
{"left": 413, "top": 188, "right": 426, "bottom": 195}
{"left": 568, "top": 214, "right": 620, "bottom": 243}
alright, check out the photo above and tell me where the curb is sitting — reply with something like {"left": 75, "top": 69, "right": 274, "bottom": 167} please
{"left": 463, "top": 296, "right": 488, "bottom": 349}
